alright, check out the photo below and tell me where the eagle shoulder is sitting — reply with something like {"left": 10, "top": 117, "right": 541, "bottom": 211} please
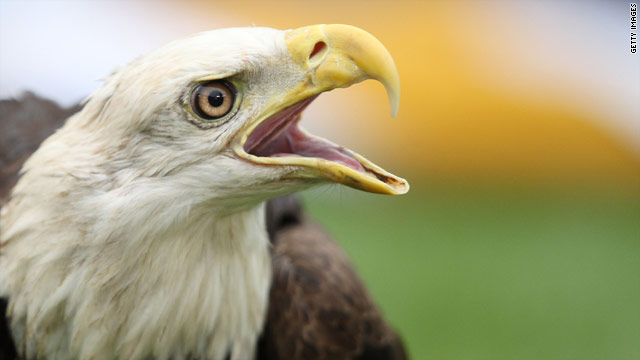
{"left": 0, "top": 298, "right": 17, "bottom": 360}
{"left": 0, "top": 93, "right": 80, "bottom": 359}
{"left": 0, "top": 92, "right": 81, "bottom": 202}
{"left": 260, "top": 195, "right": 407, "bottom": 360}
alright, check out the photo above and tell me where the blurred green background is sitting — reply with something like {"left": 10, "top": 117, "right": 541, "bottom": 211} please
{"left": 302, "top": 181, "right": 639, "bottom": 359}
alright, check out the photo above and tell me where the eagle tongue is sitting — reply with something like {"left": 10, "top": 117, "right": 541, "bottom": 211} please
{"left": 249, "top": 116, "right": 365, "bottom": 173}
{"left": 284, "top": 125, "right": 365, "bottom": 172}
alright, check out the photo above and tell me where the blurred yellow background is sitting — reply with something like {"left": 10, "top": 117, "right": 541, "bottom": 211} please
{"left": 214, "top": 1, "right": 640, "bottom": 188}
{"left": 1, "top": 1, "right": 639, "bottom": 359}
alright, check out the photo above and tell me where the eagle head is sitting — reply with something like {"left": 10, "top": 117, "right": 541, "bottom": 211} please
{"left": 59, "top": 25, "right": 408, "bottom": 214}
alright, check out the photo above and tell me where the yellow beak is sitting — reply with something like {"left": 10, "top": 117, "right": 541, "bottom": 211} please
{"left": 285, "top": 24, "right": 401, "bottom": 117}
{"left": 233, "top": 24, "right": 409, "bottom": 195}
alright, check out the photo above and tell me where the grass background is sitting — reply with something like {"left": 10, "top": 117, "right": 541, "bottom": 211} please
{"left": 302, "top": 181, "right": 640, "bottom": 359}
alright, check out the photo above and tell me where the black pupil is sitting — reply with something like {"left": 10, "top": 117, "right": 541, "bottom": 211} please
{"left": 207, "top": 90, "right": 224, "bottom": 107}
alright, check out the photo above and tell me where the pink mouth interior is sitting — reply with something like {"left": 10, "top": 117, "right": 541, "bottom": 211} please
{"left": 243, "top": 96, "right": 365, "bottom": 172}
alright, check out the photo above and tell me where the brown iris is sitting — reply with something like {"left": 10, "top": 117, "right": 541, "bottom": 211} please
{"left": 191, "top": 81, "right": 235, "bottom": 120}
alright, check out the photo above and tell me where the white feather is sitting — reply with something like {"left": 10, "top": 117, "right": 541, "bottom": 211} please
{"left": 1, "top": 27, "right": 316, "bottom": 359}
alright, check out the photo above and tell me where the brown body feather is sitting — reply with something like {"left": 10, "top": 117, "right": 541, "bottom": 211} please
{"left": 0, "top": 94, "right": 406, "bottom": 359}
{"left": 0, "top": 93, "right": 81, "bottom": 202}
{"left": 261, "top": 196, "right": 406, "bottom": 360}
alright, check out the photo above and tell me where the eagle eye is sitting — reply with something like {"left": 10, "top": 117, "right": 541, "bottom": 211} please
{"left": 190, "top": 81, "right": 235, "bottom": 121}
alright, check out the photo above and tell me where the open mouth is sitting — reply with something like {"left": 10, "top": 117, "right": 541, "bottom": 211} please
{"left": 244, "top": 95, "right": 364, "bottom": 173}
{"left": 235, "top": 95, "right": 409, "bottom": 195}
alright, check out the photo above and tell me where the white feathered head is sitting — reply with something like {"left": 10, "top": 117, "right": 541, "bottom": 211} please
{"left": 60, "top": 25, "right": 407, "bottom": 211}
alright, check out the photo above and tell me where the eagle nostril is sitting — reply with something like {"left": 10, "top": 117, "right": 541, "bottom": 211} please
{"left": 309, "top": 41, "right": 326, "bottom": 60}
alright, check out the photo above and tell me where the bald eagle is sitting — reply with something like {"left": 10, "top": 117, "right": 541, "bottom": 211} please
{"left": 0, "top": 25, "right": 409, "bottom": 359}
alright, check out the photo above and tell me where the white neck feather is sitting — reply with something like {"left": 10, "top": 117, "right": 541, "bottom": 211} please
{"left": 1, "top": 189, "right": 271, "bottom": 360}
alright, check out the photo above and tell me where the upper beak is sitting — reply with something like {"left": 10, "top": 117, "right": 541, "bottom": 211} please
{"left": 285, "top": 24, "right": 401, "bottom": 117}
{"left": 233, "top": 24, "right": 409, "bottom": 195}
